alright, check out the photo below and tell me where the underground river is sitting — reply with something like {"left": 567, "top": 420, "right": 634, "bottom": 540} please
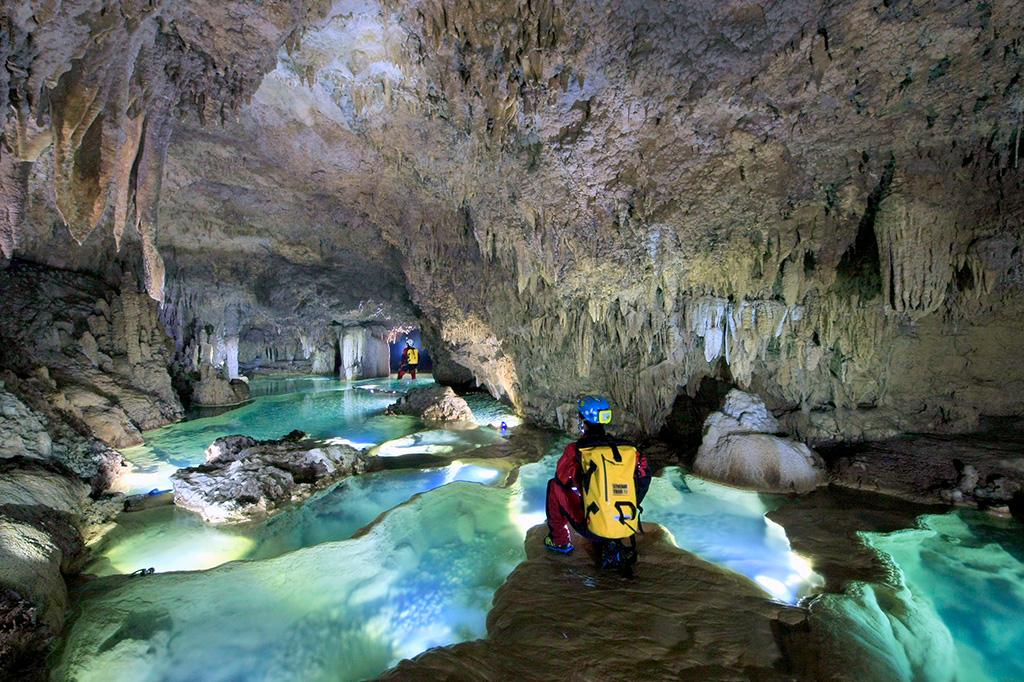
{"left": 53, "top": 376, "right": 1024, "bottom": 681}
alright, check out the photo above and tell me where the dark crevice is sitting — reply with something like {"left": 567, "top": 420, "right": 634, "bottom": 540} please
{"left": 833, "top": 158, "right": 895, "bottom": 301}
{"left": 658, "top": 375, "right": 734, "bottom": 462}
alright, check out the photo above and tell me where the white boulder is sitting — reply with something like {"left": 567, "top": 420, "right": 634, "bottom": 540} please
{"left": 386, "top": 386, "right": 474, "bottom": 423}
{"left": 694, "top": 390, "right": 824, "bottom": 493}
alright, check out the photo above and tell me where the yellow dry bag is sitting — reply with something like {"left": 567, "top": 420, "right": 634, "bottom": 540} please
{"left": 406, "top": 348, "right": 419, "bottom": 364}
{"left": 579, "top": 443, "right": 640, "bottom": 540}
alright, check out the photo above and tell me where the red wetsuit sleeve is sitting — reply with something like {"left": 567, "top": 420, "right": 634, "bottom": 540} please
{"left": 555, "top": 442, "right": 580, "bottom": 487}
{"left": 401, "top": 348, "right": 410, "bottom": 363}
{"left": 635, "top": 449, "right": 652, "bottom": 502}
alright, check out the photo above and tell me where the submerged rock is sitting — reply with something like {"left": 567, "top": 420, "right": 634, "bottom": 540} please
{"left": 171, "top": 432, "right": 368, "bottom": 523}
{"left": 386, "top": 386, "right": 474, "bottom": 423}
{"left": 694, "top": 390, "right": 824, "bottom": 493}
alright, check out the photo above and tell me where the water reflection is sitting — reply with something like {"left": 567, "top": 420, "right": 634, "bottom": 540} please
{"left": 116, "top": 377, "right": 430, "bottom": 493}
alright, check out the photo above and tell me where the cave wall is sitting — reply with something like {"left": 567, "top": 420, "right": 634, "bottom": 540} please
{"left": 322, "top": 0, "right": 1024, "bottom": 437}
{"left": 0, "top": 261, "right": 183, "bottom": 450}
{"left": 0, "top": 0, "right": 333, "bottom": 297}
{"left": 2, "top": 0, "right": 1023, "bottom": 438}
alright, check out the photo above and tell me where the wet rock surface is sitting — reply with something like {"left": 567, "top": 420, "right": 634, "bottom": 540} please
{"left": 384, "top": 524, "right": 808, "bottom": 680}
{"left": 823, "top": 430, "right": 1024, "bottom": 515}
{"left": 189, "top": 365, "right": 252, "bottom": 407}
{"left": 0, "top": 262, "right": 183, "bottom": 450}
{"left": 694, "top": 390, "right": 825, "bottom": 493}
{"left": 386, "top": 386, "right": 475, "bottom": 423}
{"left": 171, "top": 431, "right": 368, "bottom": 523}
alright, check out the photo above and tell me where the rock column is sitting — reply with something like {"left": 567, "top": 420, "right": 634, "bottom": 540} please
{"left": 338, "top": 326, "right": 391, "bottom": 380}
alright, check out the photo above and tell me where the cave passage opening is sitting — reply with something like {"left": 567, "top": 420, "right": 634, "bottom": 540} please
{"left": 390, "top": 329, "right": 433, "bottom": 374}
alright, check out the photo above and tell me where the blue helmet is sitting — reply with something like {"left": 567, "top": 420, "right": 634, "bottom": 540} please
{"left": 578, "top": 395, "right": 612, "bottom": 425}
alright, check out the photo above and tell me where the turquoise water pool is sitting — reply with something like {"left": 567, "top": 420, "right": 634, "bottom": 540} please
{"left": 66, "top": 375, "right": 1013, "bottom": 682}
{"left": 115, "top": 375, "right": 454, "bottom": 493}
{"left": 88, "top": 460, "right": 513, "bottom": 575}
{"left": 863, "top": 511, "right": 1024, "bottom": 682}
{"left": 64, "top": 444, "right": 824, "bottom": 682}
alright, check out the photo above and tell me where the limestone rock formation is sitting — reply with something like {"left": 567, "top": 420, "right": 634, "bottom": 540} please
{"left": 384, "top": 525, "right": 809, "bottom": 679}
{"left": 0, "top": 587, "right": 52, "bottom": 682}
{"left": 171, "top": 432, "right": 368, "bottom": 523}
{"left": 0, "top": 262, "right": 183, "bottom": 450}
{"left": 0, "top": 464, "right": 88, "bottom": 632}
{"left": 190, "top": 365, "right": 252, "bottom": 407}
{"left": 0, "top": 374, "right": 124, "bottom": 495}
{"left": 694, "top": 390, "right": 825, "bottom": 493}
{"left": 386, "top": 386, "right": 475, "bottom": 423}
{"left": 825, "top": 432, "right": 1024, "bottom": 514}
{"left": 338, "top": 325, "right": 391, "bottom": 380}
{"left": 6, "top": 1, "right": 1023, "bottom": 443}
{"left": 0, "top": 464, "right": 90, "bottom": 514}
{"left": 0, "top": 386, "right": 51, "bottom": 459}
{"left": 0, "top": 457, "right": 122, "bottom": 681}
{"left": 0, "top": 0, "right": 332, "bottom": 298}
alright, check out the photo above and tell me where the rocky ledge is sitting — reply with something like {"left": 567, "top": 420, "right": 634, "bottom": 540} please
{"left": 823, "top": 429, "right": 1024, "bottom": 520}
{"left": 0, "top": 262, "right": 183, "bottom": 450}
{"left": 386, "top": 386, "right": 475, "bottom": 423}
{"left": 693, "top": 390, "right": 826, "bottom": 493}
{"left": 189, "top": 365, "right": 252, "bottom": 407}
{"left": 383, "top": 524, "right": 809, "bottom": 680}
{"left": 171, "top": 432, "right": 368, "bottom": 524}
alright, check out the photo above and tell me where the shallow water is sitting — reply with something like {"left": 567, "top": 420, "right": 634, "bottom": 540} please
{"left": 58, "top": 483, "right": 526, "bottom": 682}
{"left": 65, "top": 452, "right": 824, "bottom": 681}
{"left": 87, "top": 461, "right": 512, "bottom": 575}
{"left": 861, "top": 511, "right": 1024, "bottom": 682}
{"left": 67, "top": 376, "right": 986, "bottom": 682}
{"left": 116, "top": 376, "right": 438, "bottom": 493}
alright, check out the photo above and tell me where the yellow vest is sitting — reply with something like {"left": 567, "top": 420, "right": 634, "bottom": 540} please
{"left": 406, "top": 348, "right": 419, "bottom": 364}
{"left": 579, "top": 444, "right": 639, "bottom": 539}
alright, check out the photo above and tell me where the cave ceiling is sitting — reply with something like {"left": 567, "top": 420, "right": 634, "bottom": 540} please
{"left": 2, "top": 0, "right": 1023, "bottom": 433}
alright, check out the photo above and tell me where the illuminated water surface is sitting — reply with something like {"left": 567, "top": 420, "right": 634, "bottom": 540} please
{"left": 65, "top": 378, "right": 848, "bottom": 681}
{"left": 861, "top": 511, "right": 1024, "bottom": 682}
{"left": 115, "top": 375, "right": 439, "bottom": 493}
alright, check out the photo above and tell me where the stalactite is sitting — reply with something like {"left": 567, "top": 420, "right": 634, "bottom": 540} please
{"left": 132, "top": 112, "right": 172, "bottom": 300}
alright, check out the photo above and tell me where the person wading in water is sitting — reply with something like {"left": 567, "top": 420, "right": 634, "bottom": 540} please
{"left": 397, "top": 339, "right": 420, "bottom": 380}
{"left": 544, "top": 396, "right": 651, "bottom": 573}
